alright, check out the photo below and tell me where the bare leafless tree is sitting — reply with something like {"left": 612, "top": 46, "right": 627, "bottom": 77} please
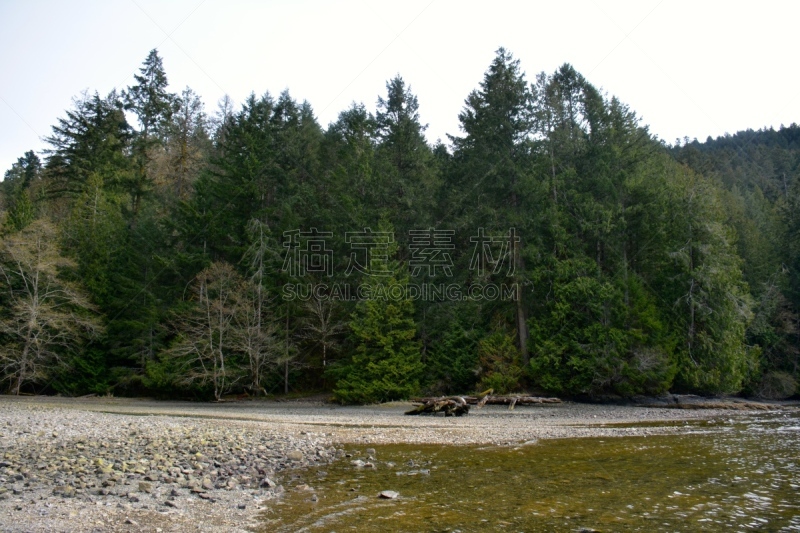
{"left": 0, "top": 220, "right": 101, "bottom": 394}
{"left": 239, "top": 219, "right": 284, "bottom": 395}
{"left": 233, "top": 278, "right": 279, "bottom": 396}
{"left": 167, "top": 261, "right": 245, "bottom": 401}
{"left": 299, "top": 296, "right": 345, "bottom": 371}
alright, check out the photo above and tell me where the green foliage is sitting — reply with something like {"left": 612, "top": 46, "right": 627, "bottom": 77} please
{"left": 125, "top": 49, "right": 177, "bottom": 139}
{"left": 44, "top": 91, "right": 132, "bottom": 197}
{"left": 50, "top": 346, "right": 112, "bottom": 396}
{"left": 2, "top": 151, "right": 40, "bottom": 233}
{"left": 477, "top": 330, "right": 522, "bottom": 395}
{"left": 5, "top": 186, "right": 35, "bottom": 233}
{"left": 659, "top": 168, "right": 757, "bottom": 393}
{"left": 753, "top": 371, "right": 797, "bottom": 399}
{"left": 62, "top": 174, "right": 125, "bottom": 305}
{"left": 333, "top": 225, "right": 422, "bottom": 404}
{"left": 332, "top": 282, "right": 423, "bottom": 403}
{"left": 3, "top": 48, "right": 795, "bottom": 400}
{"left": 424, "top": 317, "right": 482, "bottom": 395}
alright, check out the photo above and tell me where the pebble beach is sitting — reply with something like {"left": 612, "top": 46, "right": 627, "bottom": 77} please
{"left": 0, "top": 395, "right": 786, "bottom": 532}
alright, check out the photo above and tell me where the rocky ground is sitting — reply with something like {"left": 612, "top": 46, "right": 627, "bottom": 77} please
{"left": 0, "top": 395, "right": 793, "bottom": 532}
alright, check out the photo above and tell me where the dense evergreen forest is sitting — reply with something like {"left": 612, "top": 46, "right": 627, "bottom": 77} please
{"left": 1, "top": 48, "right": 797, "bottom": 402}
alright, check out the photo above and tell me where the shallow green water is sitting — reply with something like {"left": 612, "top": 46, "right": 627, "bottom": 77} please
{"left": 259, "top": 412, "right": 800, "bottom": 532}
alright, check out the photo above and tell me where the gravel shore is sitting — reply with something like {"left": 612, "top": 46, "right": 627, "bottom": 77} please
{"left": 0, "top": 395, "right": 787, "bottom": 532}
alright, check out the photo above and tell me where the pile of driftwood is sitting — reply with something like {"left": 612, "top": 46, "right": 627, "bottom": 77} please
{"left": 405, "top": 390, "right": 561, "bottom": 416}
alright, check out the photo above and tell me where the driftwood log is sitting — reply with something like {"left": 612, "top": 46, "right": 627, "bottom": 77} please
{"left": 405, "top": 395, "right": 471, "bottom": 416}
{"left": 406, "top": 390, "right": 561, "bottom": 416}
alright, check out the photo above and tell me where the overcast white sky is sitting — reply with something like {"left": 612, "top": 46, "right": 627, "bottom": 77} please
{"left": 1, "top": 1, "right": 798, "bottom": 175}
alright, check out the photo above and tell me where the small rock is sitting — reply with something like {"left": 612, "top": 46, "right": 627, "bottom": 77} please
{"left": 125, "top": 518, "right": 138, "bottom": 526}
{"left": 351, "top": 460, "right": 366, "bottom": 468}
{"left": 164, "top": 500, "right": 178, "bottom": 508}
{"left": 237, "top": 503, "right": 246, "bottom": 510}
{"left": 53, "top": 485, "right": 76, "bottom": 498}
{"left": 138, "top": 481, "right": 152, "bottom": 493}
{"left": 260, "top": 477, "right": 276, "bottom": 488}
{"left": 366, "top": 448, "right": 376, "bottom": 456}
{"left": 379, "top": 490, "right": 399, "bottom": 499}
{"left": 286, "top": 450, "right": 304, "bottom": 461}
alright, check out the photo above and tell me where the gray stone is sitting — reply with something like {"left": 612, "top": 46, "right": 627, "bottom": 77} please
{"left": 138, "top": 481, "right": 152, "bottom": 493}
{"left": 286, "top": 450, "right": 304, "bottom": 461}
{"left": 379, "top": 490, "right": 399, "bottom": 499}
{"left": 53, "top": 485, "right": 76, "bottom": 498}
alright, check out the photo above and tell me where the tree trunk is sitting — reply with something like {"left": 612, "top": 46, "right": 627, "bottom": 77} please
{"left": 513, "top": 229, "right": 529, "bottom": 364}
{"left": 284, "top": 312, "right": 290, "bottom": 395}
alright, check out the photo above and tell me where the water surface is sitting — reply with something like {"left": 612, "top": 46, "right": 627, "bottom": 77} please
{"left": 259, "top": 411, "right": 800, "bottom": 532}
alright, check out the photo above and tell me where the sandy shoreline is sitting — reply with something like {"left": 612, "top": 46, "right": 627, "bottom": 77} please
{"left": 0, "top": 395, "right": 790, "bottom": 532}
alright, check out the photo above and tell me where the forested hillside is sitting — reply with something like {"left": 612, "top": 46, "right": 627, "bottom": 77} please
{"left": 674, "top": 126, "right": 800, "bottom": 399}
{"left": 0, "top": 48, "right": 796, "bottom": 401}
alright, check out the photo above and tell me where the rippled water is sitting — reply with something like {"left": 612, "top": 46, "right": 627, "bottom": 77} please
{"left": 259, "top": 411, "right": 800, "bottom": 532}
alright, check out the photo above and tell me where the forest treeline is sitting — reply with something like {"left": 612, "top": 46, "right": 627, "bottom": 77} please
{"left": 1, "top": 48, "right": 798, "bottom": 402}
